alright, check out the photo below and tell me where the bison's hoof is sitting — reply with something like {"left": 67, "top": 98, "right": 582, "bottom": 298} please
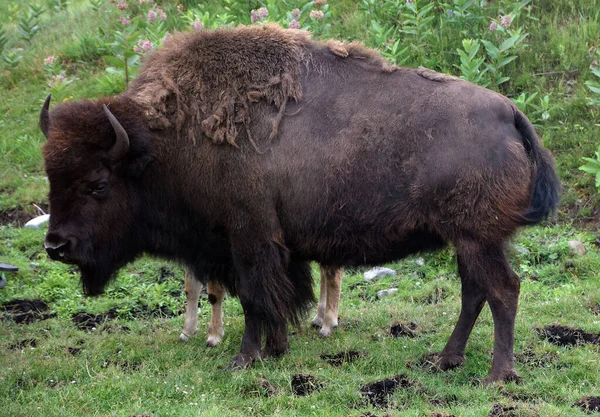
{"left": 483, "top": 368, "right": 521, "bottom": 385}
{"left": 311, "top": 316, "right": 323, "bottom": 328}
{"left": 179, "top": 332, "right": 191, "bottom": 342}
{"left": 206, "top": 335, "right": 223, "bottom": 347}
{"left": 436, "top": 354, "right": 466, "bottom": 371}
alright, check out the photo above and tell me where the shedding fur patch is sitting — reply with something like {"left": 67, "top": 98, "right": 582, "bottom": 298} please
{"left": 127, "top": 24, "right": 395, "bottom": 150}
{"left": 416, "top": 66, "right": 459, "bottom": 82}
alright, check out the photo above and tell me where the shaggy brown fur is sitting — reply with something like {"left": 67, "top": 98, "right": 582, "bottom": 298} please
{"left": 41, "top": 24, "right": 559, "bottom": 382}
{"left": 127, "top": 24, "right": 394, "bottom": 150}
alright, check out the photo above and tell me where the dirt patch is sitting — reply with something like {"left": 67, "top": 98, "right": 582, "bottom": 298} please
{"left": 538, "top": 324, "right": 600, "bottom": 347}
{"left": 0, "top": 203, "right": 49, "bottom": 227}
{"left": 320, "top": 350, "right": 366, "bottom": 366}
{"left": 591, "top": 302, "right": 600, "bottom": 315}
{"left": 72, "top": 309, "right": 119, "bottom": 331}
{"left": 67, "top": 347, "right": 81, "bottom": 355}
{"left": 8, "top": 338, "right": 37, "bottom": 350}
{"left": 390, "top": 322, "right": 417, "bottom": 338}
{"left": 360, "top": 374, "right": 415, "bottom": 408}
{"left": 488, "top": 404, "right": 518, "bottom": 417}
{"left": 1, "top": 299, "right": 55, "bottom": 324}
{"left": 102, "top": 359, "right": 142, "bottom": 372}
{"left": 515, "top": 349, "right": 558, "bottom": 367}
{"left": 575, "top": 397, "right": 600, "bottom": 414}
{"left": 291, "top": 373, "right": 321, "bottom": 396}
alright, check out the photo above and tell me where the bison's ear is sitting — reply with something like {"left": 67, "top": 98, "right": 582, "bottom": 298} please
{"left": 128, "top": 153, "right": 155, "bottom": 178}
{"left": 40, "top": 95, "right": 51, "bottom": 138}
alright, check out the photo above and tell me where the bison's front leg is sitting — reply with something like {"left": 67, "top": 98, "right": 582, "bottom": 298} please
{"left": 179, "top": 267, "right": 202, "bottom": 342}
{"left": 227, "top": 231, "right": 293, "bottom": 369}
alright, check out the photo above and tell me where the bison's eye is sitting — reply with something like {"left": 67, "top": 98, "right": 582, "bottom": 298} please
{"left": 91, "top": 182, "right": 108, "bottom": 196}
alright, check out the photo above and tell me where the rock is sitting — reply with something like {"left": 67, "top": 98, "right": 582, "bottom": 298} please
{"left": 567, "top": 240, "right": 586, "bottom": 256}
{"left": 364, "top": 267, "right": 396, "bottom": 282}
{"left": 0, "top": 274, "right": 6, "bottom": 289}
{"left": 415, "top": 257, "right": 425, "bottom": 266}
{"left": 24, "top": 214, "right": 50, "bottom": 229}
{"left": 377, "top": 288, "right": 398, "bottom": 299}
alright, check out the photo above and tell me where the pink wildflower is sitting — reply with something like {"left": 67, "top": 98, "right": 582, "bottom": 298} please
{"left": 500, "top": 15, "right": 512, "bottom": 28}
{"left": 134, "top": 39, "right": 154, "bottom": 54}
{"left": 250, "top": 10, "right": 259, "bottom": 23}
{"left": 48, "top": 74, "right": 65, "bottom": 89}
{"left": 44, "top": 56, "right": 56, "bottom": 65}
{"left": 118, "top": 16, "right": 131, "bottom": 26}
{"left": 291, "top": 8, "right": 301, "bottom": 19}
{"left": 310, "top": 10, "right": 324, "bottom": 19}
{"left": 116, "top": 1, "right": 127, "bottom": 10}
{"left": 147, "top": 9, "right": 156, "bottom": 23}
{"left": 156, "top": 7, "right": 167, "bottom": 21}
{"left": 191, "top": 19, "right": 204, "bottom": 30}
{"left": 406, "top": 0, "right": 414, "bottom": 4}
{"left": 289, "top": 19, "right": 300, "bottom": 29}
{"left": 257, "top": 7, "right": 268, "bottom": 19}
{"left": 489, "top": 21, "right": 498, "bottom": 31}
{"left": 592, "top": 60, "right": 598, "bottom": 68}
{"left": 314, "top": 0, "right": 327, "bottom": 7}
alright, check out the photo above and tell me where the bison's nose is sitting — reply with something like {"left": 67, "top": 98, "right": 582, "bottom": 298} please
{"left": 44, "top": 233, "right": 73, "bottom": 261}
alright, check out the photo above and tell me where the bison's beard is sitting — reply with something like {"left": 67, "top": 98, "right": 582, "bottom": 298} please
{"left": 77, "top": 239, "right": 139, "bottom": 296}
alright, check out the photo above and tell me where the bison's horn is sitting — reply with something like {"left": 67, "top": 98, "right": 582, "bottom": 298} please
{"left": 103, "top": 104, "right": 130, "bottom": 160}
{"left": 40, "top": 95, "right": 51, "bottom": 138}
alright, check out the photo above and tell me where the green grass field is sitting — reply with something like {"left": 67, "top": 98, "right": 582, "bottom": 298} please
{"left": 1, "top": 1, "right": 600, "bottom": 416}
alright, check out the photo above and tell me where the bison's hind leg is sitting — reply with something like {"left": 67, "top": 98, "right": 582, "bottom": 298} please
{"left": 180, "top": 267, "right": 202, "bottom": 342}
{"left": 439, "top": 240, "right": 520, "bottom": 383}
{"left": 206, "top": 281, "right": 226, "bottom": 347}
{"left": 312, "top": 266, "right": 342, "bottom": 338}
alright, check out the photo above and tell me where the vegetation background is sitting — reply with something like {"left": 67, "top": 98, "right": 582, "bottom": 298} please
{"left": 1, "top": 0, "right": 600, "bottom": 416}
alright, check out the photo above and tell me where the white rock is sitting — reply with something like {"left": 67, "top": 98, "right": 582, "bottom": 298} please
{"left": 24, "top": 214, "right": 50, "bottom": 229}
{"left": 377, "top": 288, "right": 398, "bottom": 299}
{"left": 364, "top": 267, "right": 396, "bottom": 282}
{"left": 567, "top": 240, "right": 586, "bottom": 256}
{"left": 415, "top": 257, "right": 425, "bottom": 266}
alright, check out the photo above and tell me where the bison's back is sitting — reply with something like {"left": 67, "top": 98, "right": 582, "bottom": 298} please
{"left": 271, "top": 60, "right": 533, "bottom": 264}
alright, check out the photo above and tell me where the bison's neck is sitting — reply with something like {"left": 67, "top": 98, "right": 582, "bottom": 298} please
{"left": 134, "top": 164, "right": 231, "bottom": 269}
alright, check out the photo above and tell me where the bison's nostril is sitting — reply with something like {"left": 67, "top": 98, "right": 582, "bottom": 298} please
{"left": 44, "top": 236, "right": 71, "bottom": 261}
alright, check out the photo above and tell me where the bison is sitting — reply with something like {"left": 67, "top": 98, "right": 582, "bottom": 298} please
{"left": 40, "top": 24, "right": 559, "bottom": 383}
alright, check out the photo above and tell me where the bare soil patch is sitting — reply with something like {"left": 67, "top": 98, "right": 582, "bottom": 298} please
{"left": 72, "top": 309, "right": 119, "bottom": 331}
{"left": 320, "top": 350, "right": 366, "bottom": 366}
{"left": 8, "top": 338, "right": 37, "bottom": 350}
{"left": 390, "top": 321, "right": 417, "bottom": 338}
{"left": 360, "top": 374, "right": 415, "bottom": 408}
{"left": 102, "top": 359, "right": 142, "bottom": 372}
{"left": 515, "top": 348, "right": 558, "bottom": 367}
{"left": 575, "top": 397, "right": 600, "bottom": 414}
{"left": 1, "top": 299, "right": 55, "bottom": 324}
{"left": 67, "top": 347, "right": 81, "bottom": 355}
{"left": 290, "top": 373, "right": 321, "bottom": 396}
{"left": 538, "top": 324, "right": 600, "bottom": 347}
{"left": 488, "top": 404, "right": 518, "bottom": 417}
{"left": 0, "top": 204, "right": 48, "bottom": 227}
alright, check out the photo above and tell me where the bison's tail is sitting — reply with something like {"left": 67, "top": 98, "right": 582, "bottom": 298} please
{"left": 514, "top": 107, "right": 560, "bottom": 225}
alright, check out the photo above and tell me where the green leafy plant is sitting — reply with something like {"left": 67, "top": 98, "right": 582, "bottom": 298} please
{"left": 580, "top": 145, "right": 600, "bottom": 189}
{"left": 457, "top": 38, "right": 488, "bottom": 86}
{"left": 480, "top": 28, "right": 528, "bottom": 87}
{"left": 89, "top": 0, "right": 104, "bottom": 13}
{"left": 47, "top": 0, "right": 70, "bottom": 13}
{"left": 16, "top": 11, "right": 40, "bottom": 42}
{"left": 0, "top": 25, "right": 7, "bottom": 54}
{"left": 28, "top": 4, "right": 46, "bottom": 20}
{"left": 104, "top": 23, "right": 142, "bottom": 86}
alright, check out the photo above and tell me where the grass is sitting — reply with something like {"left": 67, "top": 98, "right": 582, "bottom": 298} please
{"left": 1, "top": 0, "right": 600, "bottom": 416}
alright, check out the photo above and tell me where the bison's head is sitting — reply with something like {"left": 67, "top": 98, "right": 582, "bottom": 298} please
{"left": 40, "top": 96, "right": 155, "bottom": 295}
